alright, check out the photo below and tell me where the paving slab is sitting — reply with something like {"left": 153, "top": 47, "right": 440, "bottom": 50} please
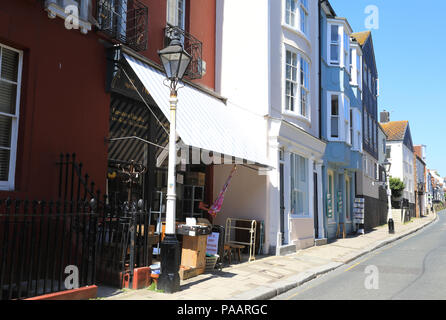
{"left": 99, "top": 212, "right": 438, "bottom": 301}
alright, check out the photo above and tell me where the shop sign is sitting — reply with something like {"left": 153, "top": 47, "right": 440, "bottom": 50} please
{"left": 206, "top": 232, "right": 219, "bottom": 255}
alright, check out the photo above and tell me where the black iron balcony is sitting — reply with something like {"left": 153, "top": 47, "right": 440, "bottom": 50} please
{"left": 164, "top": 25, "right": 204, "bottom": 80}
{"left": 97, "top": 0, "right": 148, "bottom": 52}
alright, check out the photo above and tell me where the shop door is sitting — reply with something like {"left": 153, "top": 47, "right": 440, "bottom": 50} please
{"left": 280, "top": 163, "right": 285, "bottom": 245}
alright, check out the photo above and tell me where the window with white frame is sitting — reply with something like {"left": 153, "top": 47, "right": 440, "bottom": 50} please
{"left": 167, "top": 0, "right": 186, "bottom": 29}
{"left": 44, "top": 0, "right": 92, "bottom": 34}
{"left": 290, "top": 153, "right": 309, "bottom": 216}
{"left": 343, "top": 33, "right": 350, "bottom": 73}
{"left": 356, "top": 53, "right": 362, "bottom": 89}
{"left": 300, "top": 56, "right": 309, "bottom": 118}
{"left": 285, "top": 50, "right": 298, "bottom": 112}
{"left": 329, "top": 93, "right": 340, "bottom": 138}
{"left": 329, "top": 24, "right": 340, "bottom": 65}
{"left": 299, "top": 0, "right": 309, "bottom": 35}
{"left": 344, "top": 96, "right": 351, "bottom": 145}
{"left": 0, "top": 44, "right": 22, "bottom": 190}
{"left": 285, "top": 0, "right": 309, "bottom": 34}
{"left": 285, "top": 0, "right": 298, "bottom": 28}
{"left": 351, "top": 108, "right": 362, "bottom": 151}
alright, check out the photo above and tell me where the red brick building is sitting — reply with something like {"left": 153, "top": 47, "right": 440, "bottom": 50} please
{"left": 0, "top": 0, "right": 216, "bottom": 201}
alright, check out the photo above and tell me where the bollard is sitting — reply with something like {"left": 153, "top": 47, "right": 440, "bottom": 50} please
{"left": 388, "top": 218, "right": 395, "bottom": 234}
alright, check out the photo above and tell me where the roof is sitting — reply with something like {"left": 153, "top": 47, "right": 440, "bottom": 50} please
{"left": 380, "top": 121, "right": 409, "bottom": 141}
{"left": 351, "top": 31, "right": 371, "bottom": 45}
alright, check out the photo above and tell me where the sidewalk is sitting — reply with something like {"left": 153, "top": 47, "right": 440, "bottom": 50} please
{"left": 98, "top": 212, "right": 438, "bottom": 300}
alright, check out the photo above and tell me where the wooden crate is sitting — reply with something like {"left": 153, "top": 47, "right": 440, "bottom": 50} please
{"left": 179, "top": 266, "right": 205, "bottom": 280}
{"left": 181, "top": 235, "right": 207, "bottom": 270}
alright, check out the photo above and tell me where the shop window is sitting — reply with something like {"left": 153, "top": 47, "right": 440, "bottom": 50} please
{"left": 290, "top": 153, "right": 309, "bottom": 216}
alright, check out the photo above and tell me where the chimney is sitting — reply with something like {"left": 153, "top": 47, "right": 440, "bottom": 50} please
{"left": 380, "top": 110, "right": 390, "bottom": 123}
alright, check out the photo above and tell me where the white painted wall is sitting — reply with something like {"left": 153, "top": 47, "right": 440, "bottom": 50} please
{"left": 215, "top": 0, "right": 270, "bottom": 116}
{"left": 387, "top": 141, "right": 415, "bottom": 203}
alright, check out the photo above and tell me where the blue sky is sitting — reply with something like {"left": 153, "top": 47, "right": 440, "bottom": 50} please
{"left": 330, "top": 0, "right": 446, "bottom": 177}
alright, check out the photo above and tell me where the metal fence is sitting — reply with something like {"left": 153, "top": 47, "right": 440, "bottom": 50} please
{"left": 0, "top": 199, "right": 97, "bottom": 300}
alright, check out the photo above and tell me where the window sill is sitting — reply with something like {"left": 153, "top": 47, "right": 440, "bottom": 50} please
{"left": 0, "top": 183, "right": 14, "bottom": 191}
{"left": 281, "top": 24, "right": 311, "bottom": 48}
{"left": 45, "top": 2, "right": 92, "bottom": 34}
{"left": 289, "top": 214, "right": 311, "bottom": 219}
{"left": 283, "top": 111, "right": 311, "bottom": 125}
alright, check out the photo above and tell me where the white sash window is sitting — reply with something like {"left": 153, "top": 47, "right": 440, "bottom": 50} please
{"left": 0, "top": 44, "right": 22, "bottom": 190}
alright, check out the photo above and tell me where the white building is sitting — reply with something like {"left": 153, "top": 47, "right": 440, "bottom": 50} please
{"left": 215, "top": 0, "right": 326, "bottom": 255}
{"left": 381, "top": 120, "right": 416, "bottom": 216}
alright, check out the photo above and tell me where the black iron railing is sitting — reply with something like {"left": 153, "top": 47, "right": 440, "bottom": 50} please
{"left": 164, "top": 25, "right": 203, "bottom": 80}
{"left": 97, "top": 0, "right": 148, "bottom": 52}
{"left": 0, "top": 198, "right": 97, "bottom": 300}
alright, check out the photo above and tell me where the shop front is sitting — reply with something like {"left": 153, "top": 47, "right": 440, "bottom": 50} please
{"left": 103, "top": 44, "right": 270, "bottom": 285}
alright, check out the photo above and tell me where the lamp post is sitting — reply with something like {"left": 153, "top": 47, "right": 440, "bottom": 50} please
{"left": 157, "top": 35, "right": 191, "bottom": 293}
{"left": 383, "top": 161, "right": 394, "bottom": 234}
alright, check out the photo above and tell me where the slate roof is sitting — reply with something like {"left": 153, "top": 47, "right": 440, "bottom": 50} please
{"left": 380, "top": 121, "right": 409, "bottom": 141}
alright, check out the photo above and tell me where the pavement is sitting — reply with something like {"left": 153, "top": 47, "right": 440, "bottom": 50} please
{"left": 97, "top": 211, "right": 438, "bottom": 300}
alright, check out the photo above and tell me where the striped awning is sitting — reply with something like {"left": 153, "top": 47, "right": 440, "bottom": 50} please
{"left": 122, "top": 53, "right": 270, "bottom": 168}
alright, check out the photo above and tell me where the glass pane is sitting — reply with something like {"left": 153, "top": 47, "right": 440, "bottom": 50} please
{"left": 0, "top": 148, "right": 10, "bottom": 181}
{"left": 330, "top": 44, "right": 339, "bottom": 62}
{"left": 0, "top": 80, "right": 17, "bottom": 114}
{"left": 331, "top": 95, "right": 338, "bottom": 115}
{"left": 300, "top": 156, "right": 306, "bottom": 182}
{"left": 331, "top": 117, "right": 339, "bottom": 137}
{"left": 331, "top": 25, "right": 339, "bottom": 42}
{"left": 1, "top": 48, "right": 19, "bottom": 82}
{"left": 0, "top": 115, "right": 11, "bottom": 148}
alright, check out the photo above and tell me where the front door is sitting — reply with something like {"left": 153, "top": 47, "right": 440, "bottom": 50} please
{"left": 314, "top": 172, "right": 319, "bottom": 239}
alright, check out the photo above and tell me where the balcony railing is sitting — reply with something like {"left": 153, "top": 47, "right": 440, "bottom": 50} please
{"left": 97, "top": 0, "right": 148, "bottom": 52}
{"left": 164, "top": 25, "right": 204, "bottom": 80}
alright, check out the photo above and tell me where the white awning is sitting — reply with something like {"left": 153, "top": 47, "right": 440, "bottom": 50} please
{"left": 123, "top": 53, "right": 270, "bottom": 167}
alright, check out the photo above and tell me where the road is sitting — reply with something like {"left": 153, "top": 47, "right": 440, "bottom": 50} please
{"left": 275, "top": 211, "right": 446, "bottom": 300}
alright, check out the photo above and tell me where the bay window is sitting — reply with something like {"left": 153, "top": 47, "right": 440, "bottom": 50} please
{"left": 0, "top": 44, "right": 22, "bottom": 190}
{"left": 290, "top": 153, "right": 309, "bottom": 216}
{"left": 285, "top": 49, "right": 310, "bottom": 119}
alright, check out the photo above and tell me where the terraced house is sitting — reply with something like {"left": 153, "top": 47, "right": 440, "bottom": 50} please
{"left": 319, "top": 2, "right": 362, "bottom": 239}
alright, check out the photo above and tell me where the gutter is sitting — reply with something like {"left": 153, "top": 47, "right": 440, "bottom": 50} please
{"left": 318, "top": 0, "right": 322, "bottom": 140}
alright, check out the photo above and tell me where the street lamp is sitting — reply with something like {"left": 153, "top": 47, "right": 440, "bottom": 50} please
{"left": 157, "top": 34, "right": 191, "bottom": 294}
{"left": 383, "top": 161, "right": 394, "bottom": 234}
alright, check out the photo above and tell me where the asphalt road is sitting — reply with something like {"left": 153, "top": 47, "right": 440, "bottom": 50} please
{"left": 275, "top": 211, "right": 446, "bottom": 300}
